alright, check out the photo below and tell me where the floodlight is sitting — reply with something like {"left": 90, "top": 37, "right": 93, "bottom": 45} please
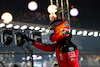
{"left": 6, "top": 24, "right": 13, "bottom": 28}
{"left": 20, "top": 25, "right": 27, "bottom": 30}
{"left": 47, "top": 5, "right": 57, "bottom": 13}
{"left": 32, "top": 55, "right": 37, "bottom": 58}
{"left": 41, "top": 28, "right": 45, "bottom": 31}
{"left": 34, "top": 27, "right": 40, "bottom": 31}
{"left": 70, "top": 8, "right": 79, "bottom": 17}
{"left": 83, "top": 30, "right": 87, "bottom": 36}
{"left": 72, "top": 29, "right": 76, "bottom": 35}
{"left": 1, "top": 12, "right": 13, "bottom": 24}
{"left": 0, "top": 23, "right": 5, "bottom": 28}
{"left": 77, "top": 31, "right": 82, "bottom": 35}
{"left": 29, "top": 26, "right": 34, "bottom": 30}
{"left": 28, "top": 1, "right": 38, "bottom": 11}
{"left": 14, "top": 25, "right": 20, "bottom": 29}
{"left": 94, "top": 31, "right": 98, "bottom": 37}
{"left": 88, "top": 32, "right": 93, "bottom": 36}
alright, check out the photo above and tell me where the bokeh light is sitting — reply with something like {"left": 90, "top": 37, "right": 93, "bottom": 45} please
{"left": 1, "top": 12, "right": 13, "bottom": 24}
{"left": 49, "top": 13, "right": 57, "bottom": 18}
{"left": 49, "top": 13, "right": 57, "bottom": 21}
{"left": 70, "top": 8, "right": 79, "bottom": 17}
{"left": 28, "top": 1, "right": 38, "bottom": 11}
{"left": 47, "top": 5, "right": 57, "bottom": 13}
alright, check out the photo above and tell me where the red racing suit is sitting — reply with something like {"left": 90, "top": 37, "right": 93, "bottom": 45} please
{"left": 32, "top": 39, "right": 79, "bottom": 67}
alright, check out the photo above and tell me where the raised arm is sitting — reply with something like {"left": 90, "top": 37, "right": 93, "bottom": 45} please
{"left": 32, "top": 40, "right": 55, "bottom": 52}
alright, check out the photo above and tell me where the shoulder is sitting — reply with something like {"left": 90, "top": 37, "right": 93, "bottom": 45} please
{"left": 62, "top": 42, "right": 77, "bottom": 52}
{"left": 68, "top": 42, "right": 77, "bottom": 51}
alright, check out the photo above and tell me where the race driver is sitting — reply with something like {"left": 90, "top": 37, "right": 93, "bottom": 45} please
{"left": 21, "top": 19, "right": 79, "bottom": 67}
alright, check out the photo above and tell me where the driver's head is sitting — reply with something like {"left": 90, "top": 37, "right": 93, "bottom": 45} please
{"left": 49, "top": 19, "right": 70, "bottom": 42}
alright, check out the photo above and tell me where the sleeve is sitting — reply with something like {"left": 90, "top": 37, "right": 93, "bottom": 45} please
{"left": 65, "top": 45, "right": 79, "bottom": 67}
{"left": 32, "top": 41, "right": 56, "bottom": 52}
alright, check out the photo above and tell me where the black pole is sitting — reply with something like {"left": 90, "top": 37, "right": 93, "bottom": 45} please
{"left": 31, "top": 50, "right": 33, "bottom": 67}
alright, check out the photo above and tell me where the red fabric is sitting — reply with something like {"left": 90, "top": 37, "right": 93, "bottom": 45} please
{"left": 33, "top": 41, "right": 55, "bottom": 52}
{"left": 32, "top": 41, "right": 79, "bottom": 67}
{"left": 56, "top": 45, "right": 79, "bottom": 67}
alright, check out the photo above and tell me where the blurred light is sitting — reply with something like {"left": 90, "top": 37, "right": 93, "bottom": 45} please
{"left": 0, "top": 23, "right": 5, "bottom": 28}
{"left": 48, "top": 55, "right": 51, "bottom": 57}
{"left": 72, "top": 29, "right": 76, "bottom": 35}
{"left": 14, "top": 25, "right": 20, "bottom": 29}
{"left": 38, "top": 56, "right": 42, "bottom": 59}
{"left": 9, "top": 63, "right": 13, "bottom": 67}
{"left": 20, "top": 25, "right": 27, "bottom": 30}
{"left": 42, "top": 33, "right": 45, "bottom": 35}
{"left": 88, "top": 32, "right": 93, "bottom": 36}
{"left": 47, "top": 5, "right": 57, "bottom": 13}
{"left": 43, "top": 63, "right": 47, "bottom": 66}
{"left": 99, "top": 33, "right": 100, "bottom": 36}
{"left": 30, "top": 31, "right": 32, "bottom": 34}
{"left": 6, "top": 24, "right": 13, "bottom": 28}
{"left": 49, "top": 13, "right": 57, "bottom": 21}
{"left": 71, "top": 5, "right": 74, "bottom": 8}
{"left": 77, "top": 31, "right": 82, "bottom": 35}
{"left": 29, "top": 26, "right": 34, "bottom": 30}
{"left": 80, "top": 57, "right": 83, "bottom": 61}
{"left": 1, "top": 57, "right": 3, "bottom": 60}
{"left": 28, "top": 1, "right": 38, "bottom": 11}
{"left": 45, "top": 29, "right": 49, "bottom": 33}
{"left": 39, "top": 28, "right": 45, "bottom": 32}
{"left": 94, "top": 31, "right": 98, "bottom": 37}
{"left": 41, "top": 28, "right": 45, "bottom": 31}
{"left": 1, "top": 12, "right": 13, "bottom": 24}
{"left": 49, "top": 13, "right": 57, "bottom": 17}
{"left": 27, "top": 56, "right": 30, "bottom": 60}
{"left": 12, "top": 55, "right": 14, "bottom": 57}
{"left": 21, "top": 62, "right": 25, "bottom": 67}
{"left": 53, "top": 53, "right": 56, "bottom": 57}
{"left": 34, "top": 27, "right": 40, "bottom": 30}
{"left": 70, "top": 8, "right": 79, "bottom": 17}
{"left": 39, "top": 30, "right": 43, "bottom": 32}
{"left": 83, "top": 30, "right": 87, "bottom": 36}
{"left": 32, "top": 55, "right": 37, "bottom": 58}
{"left": 22, "top": 55, "right": 42, "bottom": 60}
{"left": 49, "top": 30, "right": 54, "bottom": 34}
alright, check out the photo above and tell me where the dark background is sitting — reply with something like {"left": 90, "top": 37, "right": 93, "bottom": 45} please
{"left": 0, "top": 0, "right": 100, "bottom": 30}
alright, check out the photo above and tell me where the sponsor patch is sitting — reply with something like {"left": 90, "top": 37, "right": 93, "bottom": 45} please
{"left": 69, "top": 47, "right": 74, "bottom": 51}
